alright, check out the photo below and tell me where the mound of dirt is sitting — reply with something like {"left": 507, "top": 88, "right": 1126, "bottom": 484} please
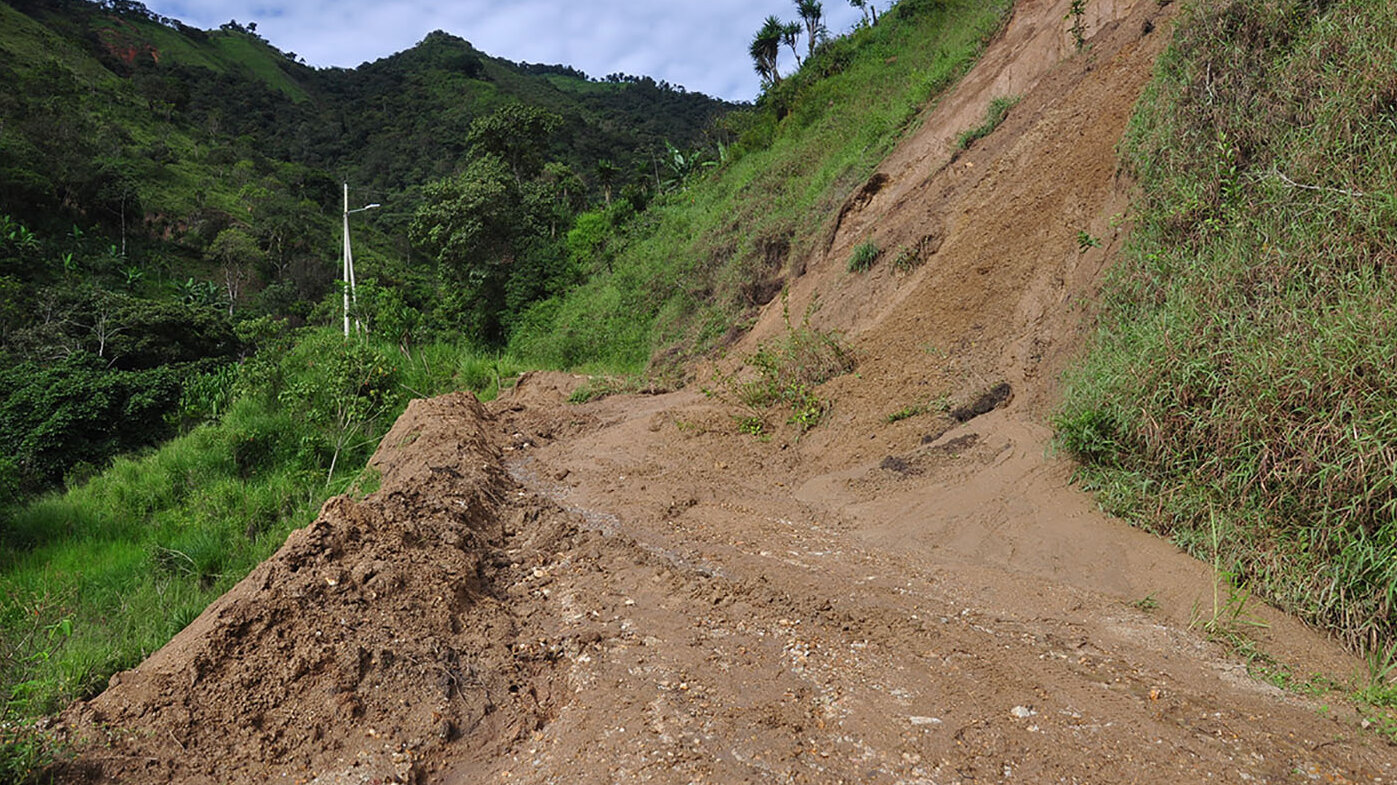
{"left": 55, "top": 394, "right": 560, "bottom": 784}
{"left": 502, "top": 371, "right": 588, "bottom": 410}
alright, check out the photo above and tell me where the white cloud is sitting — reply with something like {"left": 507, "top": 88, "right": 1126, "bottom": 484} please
{"left": 141, "top": 0, "right": 866, "bottom": 99}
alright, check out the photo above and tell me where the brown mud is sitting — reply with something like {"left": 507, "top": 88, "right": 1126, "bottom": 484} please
{"left": 54, "top": 0, "right": 1397, "bottom": 782}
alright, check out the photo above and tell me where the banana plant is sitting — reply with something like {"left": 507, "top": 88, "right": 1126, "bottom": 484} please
{"left": 121, "top": 265, "right": 144, "bottom": 289}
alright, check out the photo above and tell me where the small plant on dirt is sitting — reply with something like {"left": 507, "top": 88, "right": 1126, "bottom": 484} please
{"left": 1131, "top": 593, "right": 1160, "bottom": 612}
{"left": 893, "top": 235, "right": 939, "bottom": 274}
{"left": 785, "top": 384, "right": 829, "bottom": 432}
{"left": 847, "top": 240, "right": 881, "bottom": 273}
{"left": 1252, "top": 665, "right": 1336, "bottom": 697}
{"left": 1355, "top": 646, "right": 1397, "bottom": 708}
{"left": 955, "top": 95, "right": 1019, "bottom": 151}
{"left": 1355, "top": 657, "right": 1397, "bottom": 744}
{"left": 885, "top": 404, "right": 929, "bottom": 424}
{"left": 1066, "top": 0, "right": 1088, "bottom": 49}
{"left": 1190, "top": 512, "right": 1269, "bottom": 647}
{"left": 891, "top": 247, "right": 917, "bottom": 273}
{"left": 1075, "top": 229, "right": 1102, "bottom": 252}
{"left": 1361, "top": 711, "right": 1397, "bottom": 743}
{"left": 703, "top": 294, "right": 856, "bottom": 436}
{"left": 735, "top": 415, "right": 767, "bottom": 437}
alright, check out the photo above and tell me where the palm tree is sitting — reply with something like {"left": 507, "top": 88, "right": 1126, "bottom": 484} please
{"left": 594, "top": 159, "right": 620, "bottom": 205}
{"left": 750, "top": 15, "right": 784, "bottom": 87}
{"left": 796, "top": 0, "right": 826, "bottom": 58}
{"left": 849, "top": 0, "right": 870, "bottom": 26}
{"left": 782, "top": 21, "right": 804, "bottom": 68}
{"left": 848, "top": 0, "right": 878, "bottom": 26}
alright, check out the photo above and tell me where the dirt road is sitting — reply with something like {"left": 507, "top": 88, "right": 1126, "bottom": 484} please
{"left": 56, "top": 0, "right": 1397, "bottom": 782}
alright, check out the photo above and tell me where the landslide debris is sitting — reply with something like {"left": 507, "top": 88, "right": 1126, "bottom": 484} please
{"left": 53, "top": 394, "right": 577, "bottom": 784}
{"left": 41, "top": 0, "right": 1397, "bottom": 782}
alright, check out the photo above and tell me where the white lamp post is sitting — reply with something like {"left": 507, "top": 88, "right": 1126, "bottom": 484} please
{"left": 342, "top": 183, "right": 380, "bottom": 338}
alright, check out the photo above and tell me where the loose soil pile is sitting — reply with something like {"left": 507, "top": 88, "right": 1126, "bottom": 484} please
{"left": 55, "top": 395, "right": 585, "bottom": 783}
{"left": 54, "top": 0, "right": 1397, "bottom": 782}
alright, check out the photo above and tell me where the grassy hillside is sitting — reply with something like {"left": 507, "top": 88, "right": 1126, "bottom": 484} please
{"left": 508, "top": 0, "right": 1013, "bottom": 372}
{"left": 1057, "top": 0, "right": 1397, "bottom": 653}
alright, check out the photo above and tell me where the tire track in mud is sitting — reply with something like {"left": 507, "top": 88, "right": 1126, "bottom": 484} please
{"left": 473, "top": 389, "right": 1394, "bottom": 784}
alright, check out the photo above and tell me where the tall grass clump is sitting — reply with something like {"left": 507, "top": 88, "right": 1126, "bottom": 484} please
{"left": 848, "top": 240, "right": 882, "bottom": 272}
{"left": 1056, "top": 0, "right": 1397, "bottom": 652}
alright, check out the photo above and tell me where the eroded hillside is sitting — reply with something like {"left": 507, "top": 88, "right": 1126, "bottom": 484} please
{"left": 49, "top": 0, "right": 1397, "bottom": 782}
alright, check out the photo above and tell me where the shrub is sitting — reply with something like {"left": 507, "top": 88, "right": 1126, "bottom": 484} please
{"left": 0, "top": 355, "right": 186, "bottom": 500}
{"left": 705, "top": 297, "right": 856, "bottom": 435}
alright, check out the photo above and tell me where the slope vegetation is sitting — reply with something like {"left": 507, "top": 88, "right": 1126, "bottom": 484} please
{"left": 507, "top": 0, "right": 1013, "bottom": 371}
{"left": 1058, "top": 0, "right": 1397, "bottom": 652}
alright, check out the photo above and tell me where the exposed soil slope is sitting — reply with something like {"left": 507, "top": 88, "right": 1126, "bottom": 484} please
{"left": 55, "top": 0, "right": 1397, "bottom": 782}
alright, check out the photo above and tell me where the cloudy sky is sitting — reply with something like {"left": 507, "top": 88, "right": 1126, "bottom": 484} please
{"left": 141, "top": 1, "right": 869, "bottom": 101}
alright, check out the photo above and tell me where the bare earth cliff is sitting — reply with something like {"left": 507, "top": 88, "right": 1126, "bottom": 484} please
{"left": 55, "top": 0, "right": 1397, "bottom": 782}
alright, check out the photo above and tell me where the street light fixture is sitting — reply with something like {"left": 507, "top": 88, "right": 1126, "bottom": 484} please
{"left": 342, "top": 184, "right": 380, "bottom": 338}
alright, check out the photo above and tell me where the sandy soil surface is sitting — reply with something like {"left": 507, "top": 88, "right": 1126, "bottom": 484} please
{"left": 53, "top": 0, "right": 1397, "bottom": 782}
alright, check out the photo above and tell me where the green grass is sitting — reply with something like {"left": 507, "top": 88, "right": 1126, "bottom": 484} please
{"left": 566, "top": 374, "right": 667, "bottom": 404}
{"left": 885, "top": 404, "right": 931, "bottom": 423}
{"left": 0, "top": 3, "right": 114, "bottom": 85}
{"left": 891, "top": 244, "right": 927, "bottom": 273}
{"left": 955, "top": 95, "right": 1019, "bottom": 151}
{"left": 848, "top": 240, "right": 881, "bottom": 272}
{"left": 207, "top": 33, "right": 311, "bottom": 102}
{"left": 124, "top": 19, "right": 222, "bottom": 71}
{"left": 1056, "top": 0, "right": 1397, "bottom": 652}
{"left": 544, "top": 75, "right": 620, "bottom": 95}
{"left": 703, "top": 298, "right": 856, "bottom": 436}
{"left": 508, "top": 0, "right": 1013, "bottom": 371}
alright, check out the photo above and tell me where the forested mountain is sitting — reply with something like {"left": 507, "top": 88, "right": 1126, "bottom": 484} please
{"left": 0, "top": 0, "right": 731, "bottom": 304}
{"left": 2, "top": 0, "right": 730, "bottom": 220}
{"left": 0, "top": 0, "right": 731, "bottom": 499}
